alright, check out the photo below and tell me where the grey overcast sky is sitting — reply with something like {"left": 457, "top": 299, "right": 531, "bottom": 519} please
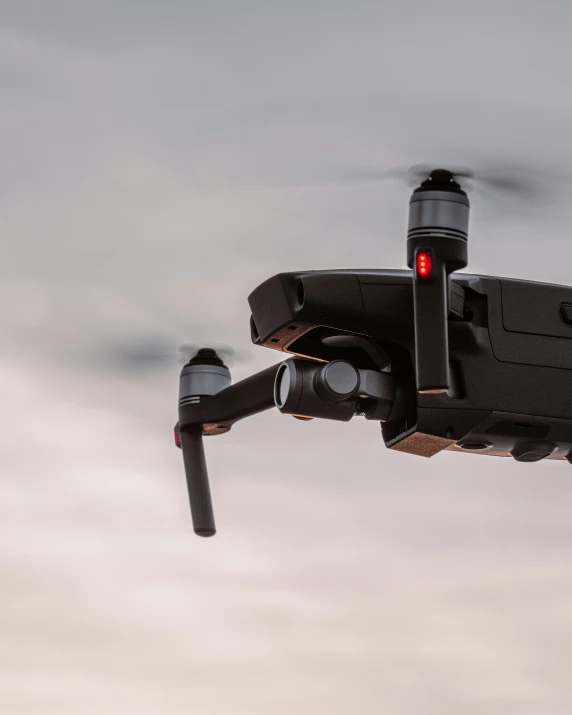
{"left": 4, "top": 2, "right": 572, "bottom": 713}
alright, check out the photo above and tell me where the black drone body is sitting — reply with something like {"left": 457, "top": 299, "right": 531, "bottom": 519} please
{"left": 175, "top": 169, "right": 572, "bottom": 536}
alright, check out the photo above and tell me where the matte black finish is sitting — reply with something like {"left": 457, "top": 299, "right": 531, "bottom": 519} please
{"left": 412, "top": 255, "right": 450, "bottom": 393}
{"left": 316, "top": 360, "right": 360, "bottom": 400}
{"left": 173, "top": 169, "right": 572, "bottom": 537}
{"left": 176, "top": 362, "right": 283, "bottom": 536}
{"left": 248, "top": 268, "right": 572, "bottom": 462}
{"left": 178, "top": 364, "right": 280, "bottom": 435}
{"left": 407, "top": 171, "right": 470, "bottom": 394}
{"left": 180, "top": 427, "right": 216, "bottom": 537}
{"left": 273, "top": 357, "right": 396, "bottom": 422}
{"left": 511, "top": 441, "right": 555, "bottom": 463}
{"left": 274, "top": 358, "right": 359, "bottom": 421}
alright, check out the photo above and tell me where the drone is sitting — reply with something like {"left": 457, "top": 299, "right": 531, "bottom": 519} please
{"left": 173, "top": 167, "right": 572, "bottom": 536}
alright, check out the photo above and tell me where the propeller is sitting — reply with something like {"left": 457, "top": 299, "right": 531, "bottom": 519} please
{"left": 93, "top": 336, "right": 250, "bottom": 374}
{"left": 384, "top": 163, "right": 572, "bottom": 206}
{"left": 246, "top": 160, "right": 572, "bottom": 215}
{"left": 179, "top": 342, "right": 249, "bottom": 367}
{"left": 176, "top": 89, "right": 572, "bottom": 221}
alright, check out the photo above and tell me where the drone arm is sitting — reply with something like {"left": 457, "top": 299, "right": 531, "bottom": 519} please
{"left": 176, "top": 361, "right": 281, "bottom": 537}
{"left": 178, "top": 362, "right": 281, "bottom": 433}
{"left": 407, "top": 175, "right": 470, "bottom": 394}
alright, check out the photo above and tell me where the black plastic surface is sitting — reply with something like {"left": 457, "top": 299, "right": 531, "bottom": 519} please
{"left": 248, "top": 268, "right": 572, "bottom": 462}
{"left": 179, "top": 364, "right": 280, "bottom": 435}
{"left": 180, "top": 428, "right": 216, "bottom": 537}
{"left": 502, "top": 280, "right": 572, "bottom": 338}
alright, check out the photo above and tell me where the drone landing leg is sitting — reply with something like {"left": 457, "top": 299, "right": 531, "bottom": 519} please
{"left": 176, "top": 357, "right": 281, "bottom": 536}
{"left": 179, "top": 427, "right": 216, "bottom": 537}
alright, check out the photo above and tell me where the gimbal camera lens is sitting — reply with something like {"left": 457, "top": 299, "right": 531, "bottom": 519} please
{"left": 276, "top": 361, "right": 291, "bottom": 408}
{"left": 274, "top": 359, "right": 303, "bottom": 412}
{"left": 274, "top": 358, "right": 359, "bottom": 421}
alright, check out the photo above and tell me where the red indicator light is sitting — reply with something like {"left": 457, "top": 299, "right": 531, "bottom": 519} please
{"left": 416, "top": 250, "right": 432, "bottom": 280}
{"left": 174, "top": 427, "right": 181, "bottom": 448}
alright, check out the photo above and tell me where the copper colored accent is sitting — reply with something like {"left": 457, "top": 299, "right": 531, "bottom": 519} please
{"left": 389, "top": 431, "right": 456, "bottom": 458}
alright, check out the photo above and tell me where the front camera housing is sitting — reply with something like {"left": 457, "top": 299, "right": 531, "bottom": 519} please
{"left": 274, "top": 358, "right": 396, "bottom": 422}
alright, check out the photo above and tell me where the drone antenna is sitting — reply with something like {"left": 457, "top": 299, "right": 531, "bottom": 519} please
{"left": 407, "top": 169, "right": 469, "bottom": 393}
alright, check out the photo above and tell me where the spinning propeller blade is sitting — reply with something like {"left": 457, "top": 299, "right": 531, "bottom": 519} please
{"left": 239, "top": 160, "right": 572, "bottom": 215}
{"left": 94, "top": 337, "right": 250, "bottom": 373}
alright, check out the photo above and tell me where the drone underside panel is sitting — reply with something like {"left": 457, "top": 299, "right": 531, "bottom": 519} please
{"left": 248, "top": 269, "right": 572, "bottom": 463}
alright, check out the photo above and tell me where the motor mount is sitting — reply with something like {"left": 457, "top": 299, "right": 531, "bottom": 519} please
{"left": 177, "top": 348, "right": 232, "bottom": 537}
{"left": 407, "top": 169, "right": 470, "bottom": 394}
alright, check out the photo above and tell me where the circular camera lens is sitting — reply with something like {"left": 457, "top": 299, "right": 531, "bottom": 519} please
{"left": 275, "top": 363, "right": 291, "bottom": 408}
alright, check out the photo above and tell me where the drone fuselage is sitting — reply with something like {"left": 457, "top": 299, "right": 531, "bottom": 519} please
{"left": 176, "top": 169, "right": 572, "bottom": 536}
{"left": 248, "top": 269, "right": 572, "bottom": 463}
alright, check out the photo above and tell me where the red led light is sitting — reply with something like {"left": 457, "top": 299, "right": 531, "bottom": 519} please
{"left": 174, "top": 427, "right": 181, "bottom": 448}
{"left": 416, "top": 250, "right": 432, "bottom": 280}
